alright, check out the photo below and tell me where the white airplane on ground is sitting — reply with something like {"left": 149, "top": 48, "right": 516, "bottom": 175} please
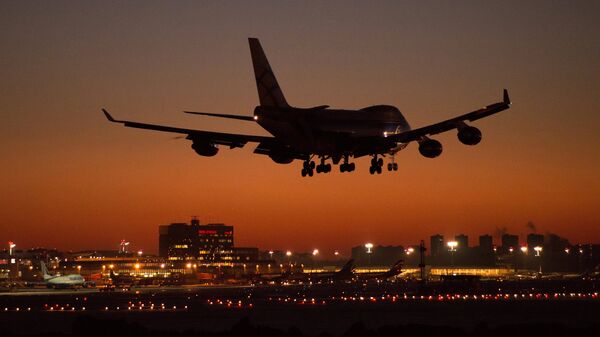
{"left": 40, "top": 261, "right": 85, "bottom": 288}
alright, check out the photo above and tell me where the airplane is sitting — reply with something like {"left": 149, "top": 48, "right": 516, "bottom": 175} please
{"left": 358, "top": 260, "right": 403, "bottom": 281}
{"left": 108, "top": 269, "right": 134, "bottom": 288}
{"left": 103, "top": 38, "right": 511, "bottom": 177}
{"left": 251, "top": 270, "right": 292, "bottom": 285}
{"left": 309, "top": 259, "right": 356, "bottom": 283}
{"left": 40, "top": 261, "right": 85, "bottom": 289}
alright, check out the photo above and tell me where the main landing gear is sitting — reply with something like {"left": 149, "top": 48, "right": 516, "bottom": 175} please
{"left": 316, "top": 157, "right": 332, "bottom": 174}
{"left": 369, "top": 155, "right": 384, "bottom": 175}
{"left": 301, "top": 160, "right": 315, "bottom": 177}
{"left": 301, "top": 154, "right": 396, "bottom": 176}
{"left": 302, "top": 157, "right": 333, "bottom": 177}
{"left": 340, "top": 155, "right": 355, "bottom": 173}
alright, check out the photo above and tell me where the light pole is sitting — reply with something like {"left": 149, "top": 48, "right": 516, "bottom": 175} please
{"left": 534, "top": 246, "right": 543, "bottom": 274}
{"left": 520, "top": 246, "right": 528, "bottom": 270}
{"left": 8, "top": 242, "right": 16, "bottom": 256}
{"left": 365, "top": 243, "right": 374, "bottom": 271}
{"left": 312, "top": 249, "right": 319, "bottom": 273}
{"left": 285, "top": 250, "right": 292, "bottom": 271}
{"left": 447, "top": 241, "right": 458, "bottom": 269}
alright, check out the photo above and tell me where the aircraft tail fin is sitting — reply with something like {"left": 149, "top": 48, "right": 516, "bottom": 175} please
{"left": 248, "top": 38, "right": 289, "bottom": 108}
{"left": 339, "top": 259, "right": 355, "bottom": 274}
{"left": 389, "top": 259, "right": 403, "bottom": 275}
{"left": 40, "top": 261, "right": 51, "bottom": 280}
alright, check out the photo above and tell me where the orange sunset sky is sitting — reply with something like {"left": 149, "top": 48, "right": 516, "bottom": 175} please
{"left": 1, "top": 1, "right": 599, "bottom": 255}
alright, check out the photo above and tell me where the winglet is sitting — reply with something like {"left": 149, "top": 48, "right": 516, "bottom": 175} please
{"left": 503, "top": 89, "right": 511, "bottom": 105}
{"left": 102, "top": 108, "right": 117, "bottom": 122}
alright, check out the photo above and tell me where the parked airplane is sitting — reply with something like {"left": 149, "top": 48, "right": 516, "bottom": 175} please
{"left": 358, "top": 260, "right": 404, "bottom": 281}
{"left": 309, "top": 259, "right": 356, "bottom": 283}
{"left": 109, "top": 269, "right": 134, "bottom": 288}
{"left": 40, "top": 261, "right": 85, "bottom": 288}
{"left": 103, "top": 38, "right": 511, "bottom": 177}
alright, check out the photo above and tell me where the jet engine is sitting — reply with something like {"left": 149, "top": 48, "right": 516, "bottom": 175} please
{"left": 191, "top": 141, "right": 219, "bottom": 157}
{"left": 268, "top": 153, "right": 294, "bottom": 164}
{"left": 457, "top": 126, "right": 482, "bottom": 145}
{"left": 418, "top": 139, "right": 443, "bottom": 158}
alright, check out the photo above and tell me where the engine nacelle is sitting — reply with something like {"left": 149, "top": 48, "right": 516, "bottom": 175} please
{"left": 268, "top": 154, "right": 294, "bottom": 164}
{"left": 457, "top": 126, "right": 482, "bottom": 145}
{"left": 418, "top": 139, "right": 443, "bottom": 158}
{"left": 191, "top": 141, "right": 219, "bottom": 157}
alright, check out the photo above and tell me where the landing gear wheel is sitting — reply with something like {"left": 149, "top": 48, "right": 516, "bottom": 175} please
{"left": 340, "top": 164, "right": 346, "bottom": 173}
{"left": 316, "top": 166, "right": 322, "bottom": 174}
{"left": 326, "top": 164, "right": 332, "bottom": 172}
{"left": 387, "top": 163, "right": 393, "bottom": 171}
{"left": 393, "top": 163, "right": 398, "bottom": 171}
{"left": 310, "top": 161, "right": 316, "bottom": 170}
{"left": 301, "top": 168, "right": 307, "bottom": 177}
{"left": 308, "top": 169, "right": 314, "bottom": 177}
{"left": 369, "top": 166, "right": 375, "bottom": 175}
{"left": 349, "top": 162, "right": 355, "bottom": 172}
{"left": 377, "top": 158, "right": 383, "bottom": 167}
{"left": 376, "top": 166, "right": 382, "bottom": 174}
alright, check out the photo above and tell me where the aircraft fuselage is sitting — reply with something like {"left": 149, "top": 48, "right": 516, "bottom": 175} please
{"left": 254, "top": 105, "right": 411, "bottom": 155}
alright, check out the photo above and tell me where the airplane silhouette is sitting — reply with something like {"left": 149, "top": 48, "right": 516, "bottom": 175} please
{"left": 103, "top": 38, "right": 511, "bottom": 176}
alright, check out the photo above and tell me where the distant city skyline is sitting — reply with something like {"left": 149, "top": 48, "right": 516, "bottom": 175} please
{"left": 3, "top": 217, "right": 596, "bottom": 256}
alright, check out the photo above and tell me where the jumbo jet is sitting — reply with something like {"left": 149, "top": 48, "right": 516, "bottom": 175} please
{"left": 40, "top": 261, "right": 85, "bottom": 288}
{"left": 103, "top": 38, "right": 511, "bottom": 177}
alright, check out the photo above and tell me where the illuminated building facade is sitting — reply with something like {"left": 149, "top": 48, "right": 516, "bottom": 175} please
{"left": 197, "top": 223, "right": 234, "bottom": 262}
{"left": 158, "top": 218, "right": 255, "bottom": 264}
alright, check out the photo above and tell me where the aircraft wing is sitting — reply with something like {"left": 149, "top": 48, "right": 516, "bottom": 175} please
{"left": 390, "top": 89, "right": 511, "bottom": 143}
{"left": 102, "top": 109, "right": 273, "bottom": 148}
{"left": 183, "top": 111, "right": 257, "bottom": 121}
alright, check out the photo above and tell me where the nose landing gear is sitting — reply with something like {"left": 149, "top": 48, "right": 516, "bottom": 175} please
{"left": 387, "top": 156, "right": 398, "bottom": 171}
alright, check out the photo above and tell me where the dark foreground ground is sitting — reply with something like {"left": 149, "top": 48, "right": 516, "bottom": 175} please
{"left": 1, "top": 281, "right": 599, "bottom": 337}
